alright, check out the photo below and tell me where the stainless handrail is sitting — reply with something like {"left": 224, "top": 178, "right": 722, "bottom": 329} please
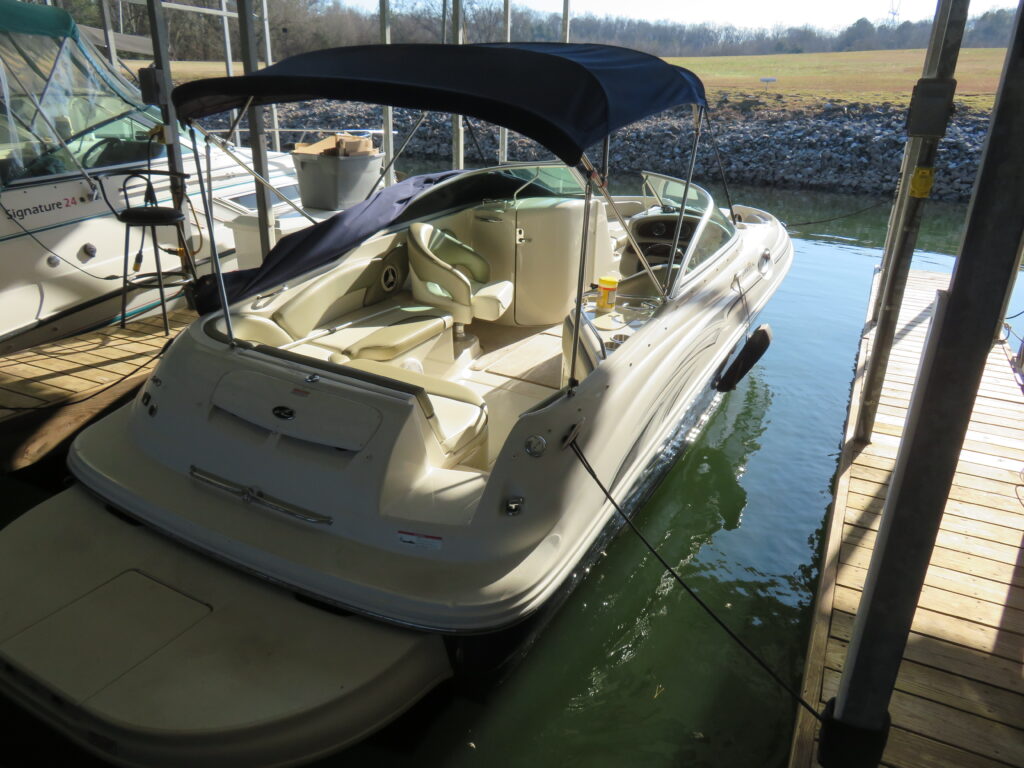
{"left": 190, "top": 464, "right": 333, "bottom": 525}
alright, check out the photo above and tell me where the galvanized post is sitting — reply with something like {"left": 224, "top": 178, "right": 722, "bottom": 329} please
{"left": 143, "top": 0, "right": 189, "bottom": 236}
{"left": 380, "top": 0, "right": 394, "bottom": 186}
{"left": 448, "top": 0, "right": 464, "bottom": 169}
{"left": 237, "top": 0, "right": 275, "bottom": 259}
{"left": 98, "top": 0, "right": 118, "bottom": 67}
{"left": 497, "top": 0, "right": 511, "bottom": 164}
{"left": 854, "top": 0, "right": 968, "bottom": 443}
{"left": 822, "top": 7, "right": 1024, "bottom": 766}
{"left": 219, "top": 0, "right": 241, "bottom": 146}
{"left": 260, "top": 0, "right": 281, "bottom": 152}
{"left": 450, "top": 0, "right": 464, "bottom": 170}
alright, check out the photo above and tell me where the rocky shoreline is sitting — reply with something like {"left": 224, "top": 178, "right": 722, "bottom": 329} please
{"left": 204, "top": 95, "right": 989, "bottom": 203}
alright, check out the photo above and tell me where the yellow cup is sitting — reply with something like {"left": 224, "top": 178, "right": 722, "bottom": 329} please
{"left": 596, "top": 275, "right": 618, "bottom": 313}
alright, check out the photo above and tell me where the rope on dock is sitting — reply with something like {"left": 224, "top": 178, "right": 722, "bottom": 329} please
{"left": 568, "top": 437, "right": 823, "bottom": 723}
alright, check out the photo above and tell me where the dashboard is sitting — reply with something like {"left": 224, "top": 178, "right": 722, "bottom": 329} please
{"left": 626, "top": 211, "right": 696, "bottom": 266}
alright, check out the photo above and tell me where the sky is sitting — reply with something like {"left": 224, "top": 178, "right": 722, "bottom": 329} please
{"left": 342, "top": 0, "right": 1017, "bottom": 31}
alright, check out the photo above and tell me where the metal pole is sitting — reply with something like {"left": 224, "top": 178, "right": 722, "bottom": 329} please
{"left": 219, "top": 0, "right": 240, "bottom": 146}
{"left": 666, "top": 106, "right": 703, "bottom": 294}
{"left": 144, "top": 0, "right": 191, "bottom": 248}
{"left": 854, "top": 0, "right": 968, "bottom": 443}
{"left": 561, "top": 0, "right": 570, "bottom": 42}
{"left": 380, "top": 0, "right": 394, "bottom": 186}
{"left": 190, "top": 128, "right": 234, "bottom": 342}
{"left": 260, "top": 0, "right": 281, "bottom": 152}
{"left": 365, "top": 112, "right": 427, "bottom": 200}
{"left": 826, "top": 7, "right": 1024, "bottom": 761}
{"left": 497, "top": 0, "right": 511, "bottom": 164}
{"left": 237, "top": 0, "right": 275, "bottom": 259}
{"left": 98, "top": 0, "right": 119, "bottom": 67}
{"left": 450, "top": 0, "right": 464, "bottom": 170}
{"left": 568, "top": 165, "right": 594, "bottom": 392}
{"left": 581, "top": 155, "right": 665, "bottom": 300}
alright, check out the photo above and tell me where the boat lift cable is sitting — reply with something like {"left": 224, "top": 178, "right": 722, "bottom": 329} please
{"left": 568, "top": 438, "right": 824, "bottom": 723}
{"left": 785, "top": 200, "right": 888, "bottom": 228}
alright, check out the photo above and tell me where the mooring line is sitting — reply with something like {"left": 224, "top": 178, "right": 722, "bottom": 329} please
{"left": 569, "top": 439, "right": 823, "bottom": 722}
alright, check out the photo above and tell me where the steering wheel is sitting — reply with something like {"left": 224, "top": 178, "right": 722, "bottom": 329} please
{"left": 81, "top": 137, "right": 123, "bottom": 168}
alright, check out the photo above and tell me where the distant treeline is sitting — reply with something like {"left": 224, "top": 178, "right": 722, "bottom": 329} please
{"left": 49, "top": 0, "right": 1015, "bottom": 60}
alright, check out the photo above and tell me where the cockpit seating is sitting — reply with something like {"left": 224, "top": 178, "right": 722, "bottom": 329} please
{"left": 407, "top": 222, "right": 513, "bottom": 335}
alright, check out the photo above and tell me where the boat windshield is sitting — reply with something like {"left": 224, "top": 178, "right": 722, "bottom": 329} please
{"left": 0, "top": 26, "right": 162, "bottom": 186}
{"left": 641, "top": 171, "right": 711, "bottom": 214}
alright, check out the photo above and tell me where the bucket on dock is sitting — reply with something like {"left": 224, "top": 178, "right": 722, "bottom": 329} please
{"left": 291, "top": 134, "right": 383, "bottom": 211}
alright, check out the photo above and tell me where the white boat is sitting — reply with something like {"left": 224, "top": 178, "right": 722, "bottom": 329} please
{"left": 0, "top": 43, "right": 792, "bottom": 766}
{"left": 0, "top": 0, "right": 302, "bottom": 355}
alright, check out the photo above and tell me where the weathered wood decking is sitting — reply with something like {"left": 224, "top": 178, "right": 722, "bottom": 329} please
{"left": 790, "top": 270, "right": 1024, "bottom": 768}
{"left": 0, "top": 310, "right": 195, "bottom": 470}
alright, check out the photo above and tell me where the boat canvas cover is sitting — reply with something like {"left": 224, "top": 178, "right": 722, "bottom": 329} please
{"left": 0, "top": 0, "right": 77, "bottom": 39}
{"left": 193, "top": 170, "right": 462, "bottom": 314}
{"left": 172, "top": 43, "right": 706, "bottom": 166}
{"left": 0, "top": 0, "right": 151, "bottom": 183}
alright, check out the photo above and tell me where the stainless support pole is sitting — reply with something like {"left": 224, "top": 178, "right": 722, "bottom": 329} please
{"left": 450, "top": 0, "right": 464, "bottom": 170}
{"left": 237, "top": 0, "right": 275, "bottom": 259}
{"left": 380, "top": 0, "right": 395, "bottom": 186}
{"left": 827, "top": 7, "right": 1024, "bottom": 759}
{"left": 854, "top": 0, "right": 968, "bottom": 442}
{"left": 195, "top": 124, "right": 315, "bottom": 223}
{"left": 666, "top": 106, "right": 703, "bottom": 294}
{"left": 568, "top": 172, "right": 594, "bottom": 392}
{"left": 190, "top": 128, "right": 234, "bottom": 342}
{"left": 580, "top": 156, "right": 665, "bottom": 300}
{"left": 561, "top": 0, "right": 570, "bottom": 42}
{"left": 497, "top": 0, "right": 511, "bottom": 163}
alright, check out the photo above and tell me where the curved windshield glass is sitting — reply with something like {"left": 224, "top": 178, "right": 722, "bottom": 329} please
{"left": 641, "top": 171, "right": 710, "bottom": 214}
{"left": 0, "top": 28, "right": 160, "bottom": 185}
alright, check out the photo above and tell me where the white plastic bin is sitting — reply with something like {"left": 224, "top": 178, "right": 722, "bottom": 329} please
{"left": 291, "top": 152, "right": 383, "bottom": 210}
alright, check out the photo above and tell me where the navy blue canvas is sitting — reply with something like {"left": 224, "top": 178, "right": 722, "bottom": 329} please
{"left": 192, "top": 170, "right": 462, "bottom": 314}
{"left": 173, "top": 43, "right": 706, "bottom": 165}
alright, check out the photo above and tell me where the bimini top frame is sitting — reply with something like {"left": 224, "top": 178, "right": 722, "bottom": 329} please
{"left": 172, "top": 42, "right": 706, "bottom": 167}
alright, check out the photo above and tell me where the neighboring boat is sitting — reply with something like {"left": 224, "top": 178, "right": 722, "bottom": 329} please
{"left": 0, "top": 0, "right": 301, "bottom": 355}
{"left": 0, "top": 43, "right": 792, "bottom": 766}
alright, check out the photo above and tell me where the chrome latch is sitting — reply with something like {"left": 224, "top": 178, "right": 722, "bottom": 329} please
{"left": 505, "top": 496, "right": 524, "bottom": 516}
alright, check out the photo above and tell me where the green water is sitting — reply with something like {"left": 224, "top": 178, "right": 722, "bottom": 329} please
{"left": 3, "top": 186, "right": 1020, "bottom": 766}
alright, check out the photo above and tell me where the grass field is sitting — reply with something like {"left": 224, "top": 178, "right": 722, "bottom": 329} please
{"left": 665, "top": 48, "right": 1002, "bottom": 110}
{"left": 166, "top": 48, "right": 1003, "bottom": 111}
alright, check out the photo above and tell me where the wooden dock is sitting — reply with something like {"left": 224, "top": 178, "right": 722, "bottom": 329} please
{"left": 0, "top": 309, "right": 195, "bottom": 471}
{"left": 789, "top": 269, "right": 1024, "bottom": 768}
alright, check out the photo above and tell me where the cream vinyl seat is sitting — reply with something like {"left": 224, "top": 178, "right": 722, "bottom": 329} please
{"left": 339, "top": 357, "right": 488, "bottom": 465}
{"left": 407, "top": 223, "right": 513, "bottom": 327}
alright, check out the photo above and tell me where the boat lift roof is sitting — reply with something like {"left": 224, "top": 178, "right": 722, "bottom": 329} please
{"left": 171, "top": 42, "right": 707, "bottom": 166}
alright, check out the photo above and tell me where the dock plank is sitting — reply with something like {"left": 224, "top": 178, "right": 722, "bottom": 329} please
{"left": 789, "top": 270, "right": 1024, "bottom": 768}
{"left": 0, "top": 308, "right": 195, "bottom": 470}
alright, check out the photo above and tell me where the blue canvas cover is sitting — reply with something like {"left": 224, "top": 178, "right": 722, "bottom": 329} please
{"left": 173, "top": 43, "right": 706, "bottom": 166}
{"left": 193, "top": 170, "right": 462, "bottom": 314}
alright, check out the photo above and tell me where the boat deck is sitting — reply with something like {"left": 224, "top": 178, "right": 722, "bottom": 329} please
{"left": 0, "top": 310, "right": 195, "bottom": 469}
{"left": 789, "top": 270, "right": 1024, "bottom": 768}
